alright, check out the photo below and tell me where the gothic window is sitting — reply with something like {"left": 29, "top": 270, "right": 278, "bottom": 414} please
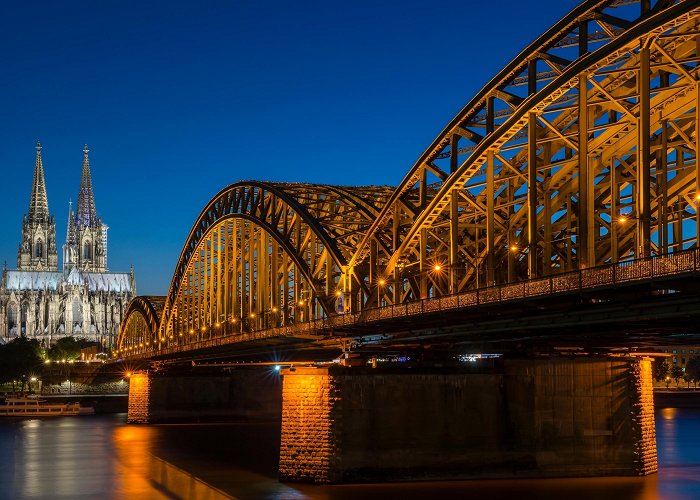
{"left": 72, "top": 300, "right": 82, "bottom": 327}
{"left": 20, "top": 301, "right": 28, "bottom": 335}
{"left": 7, "top": 303, "right": 17, "bottom": 335}
{"left": 83, "top": 240, "right": 92, "bottom": 259}
{"left": 35, "top": 239, "right": 43, "bottom": 258}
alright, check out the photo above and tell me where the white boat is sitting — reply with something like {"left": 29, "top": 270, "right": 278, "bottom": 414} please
{"left": 0, "top": 396, "right": 95, "bottom": 416}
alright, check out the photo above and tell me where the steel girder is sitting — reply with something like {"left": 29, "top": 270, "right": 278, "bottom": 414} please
{"left": 345, "top": 0, "right": 700, "bottom": 310}
{"left": 117, "top": 296, "right": 164, "bottom": 354}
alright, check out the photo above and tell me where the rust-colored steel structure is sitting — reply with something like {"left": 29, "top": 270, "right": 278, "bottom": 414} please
{"left": 118, "top": 0, "right": 700, "bottom": 358}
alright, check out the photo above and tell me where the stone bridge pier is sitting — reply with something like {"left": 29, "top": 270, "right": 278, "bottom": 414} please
{"left": 279, "top": 357, "right": 657, "bottom": 483}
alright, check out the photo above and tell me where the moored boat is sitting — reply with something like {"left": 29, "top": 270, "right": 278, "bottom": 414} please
{"left": 0, "top": 396, "right": 94, "bottom": 416}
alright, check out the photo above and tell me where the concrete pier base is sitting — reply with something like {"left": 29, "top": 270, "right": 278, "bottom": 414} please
{"left": 279, "top": 357, "right": 657, "bottom": 483}
{"left": 127, "top": 369, "right": 281, "bottom": 423}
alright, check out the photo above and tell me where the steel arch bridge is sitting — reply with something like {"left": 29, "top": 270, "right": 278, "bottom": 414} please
{"left": 117, "top": 0, "right": 700, "bottom": 358}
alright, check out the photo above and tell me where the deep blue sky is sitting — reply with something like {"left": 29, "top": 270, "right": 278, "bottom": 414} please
{"left": 0, "top": 0, "right": 579, "bottom": 296}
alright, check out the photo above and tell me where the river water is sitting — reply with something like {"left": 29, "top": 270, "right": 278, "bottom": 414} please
{"left": 0, "top": 407, "right": 698, "bottom": 499}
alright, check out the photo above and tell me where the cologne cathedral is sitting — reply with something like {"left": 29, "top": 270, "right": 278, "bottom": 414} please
{"left": 0, "top": 142, "right": 135, "bottom": 348}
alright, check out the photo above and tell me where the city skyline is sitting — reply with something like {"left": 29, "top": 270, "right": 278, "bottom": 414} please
{"left": 0, "top": 0, "right": 578, "bottom": 295}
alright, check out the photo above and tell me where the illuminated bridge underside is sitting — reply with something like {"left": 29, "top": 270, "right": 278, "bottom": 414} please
{"left": 118, "top": 0, "right": 700, "bottom": 359}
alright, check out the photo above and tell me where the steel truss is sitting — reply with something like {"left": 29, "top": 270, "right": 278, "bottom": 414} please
{"left": 118, "top": 0, "right": 700, "bottom": 356}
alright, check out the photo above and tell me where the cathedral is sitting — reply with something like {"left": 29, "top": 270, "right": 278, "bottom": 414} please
{"left": 0, "top": 142, "right": 135, "bottom": 348}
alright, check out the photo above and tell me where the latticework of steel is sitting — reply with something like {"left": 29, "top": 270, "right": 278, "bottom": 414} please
{"left": 117, "top": 0, "right": 700, "bottom": 357}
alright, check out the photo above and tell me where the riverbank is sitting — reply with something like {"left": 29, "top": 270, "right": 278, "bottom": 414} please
{"left": 654, "top": 389, "right": 700, "bottom": 408}
{"left": 36, "top": 394, "right": 127, "bottom": 414}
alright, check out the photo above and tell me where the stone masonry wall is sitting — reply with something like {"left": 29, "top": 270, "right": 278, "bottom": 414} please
{"left": 630, "top": 358, "right": 658, "bottom": 474}
{"left": 127, "top": 372, "right": 152, "bottom": 423}
{"left": 278, "top": 367, "right": 340, "bottom": 483}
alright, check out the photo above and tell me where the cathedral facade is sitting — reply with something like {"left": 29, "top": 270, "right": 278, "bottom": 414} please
{"left": 0, "top": 143, "right": 135, "bottom": 348}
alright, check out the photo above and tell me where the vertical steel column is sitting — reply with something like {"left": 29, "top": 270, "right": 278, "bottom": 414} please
{"left": 542, "top": 143, "right": 552, "bottom": 274}
{"left": 449, "top": 191, "right": 459, "bottom": 293}
{"left": 638, "top": 42, "right": 651, "bottom": 258}
{"left": 578, "top": 73, "right": 591, "bottom": 268}
{"left": 611, "top": 157, "right": 619, "bottom": 262}
{"left": 392, "top": 208, "right": 401, "bottom": 303}
{"left": 507, "top": 183, "right": 515, "bottom": 281}
{"left": 216, "top": 227, "right": 222, "bottom": 325}
{"left": 420, "top": 228, "right": 427, "bottom": 299}
{"left": 527, "top": 111, "right": 538, "bottom": 278}
{"left": 233, "top": 220, "right": 240, "bottom": 323}
{"left": 486, "top": 151, "right": 495, "bottom": 284}
{"left": 272, "top": 236, "right": 279, "bottom": 323}
{"left": 660, "top": 121, "right": 668, "bottom": 254}
{"left": 282, "top": 252, "right": 289, "bottom": 324}
{"left": 695, "top": 81, "right": 700, "bottom": 247}
{"left": 527, "top": 59, "right": 538, "bottom": 278}
{"left": 449, "top": 133, "right": 460, "bottom": 293}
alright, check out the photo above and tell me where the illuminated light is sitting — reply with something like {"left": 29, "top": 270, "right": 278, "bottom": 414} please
{"left": 509, "top": 245, "right": 518, "bottom": 252}
{"left": 169, "top": 335, "right": 173, "bottom": 340}
{"left": 215, "top": 322, "right": 220, "bottom": 328}
{"left": 189, "top": 329, "right": 194, "bottom": 334}
{"left": 126, "top": 372, "right": 132, "bottom": 378}
{"left": 433, "top": 264, "right": 442, "bottom": 272}
{"left": 249, "top": 312, "right": 256, "bottom": 319}
{"left": 298, "top": 299, "right": 305, "bottom": 306}
{"left": 274, "top": 365, "right": 281, "bottom": 372}
{"left": 179, "top": 333, "right": 183, "bottom": 337}
{"left": 30, "top": 377, "right": 37, "bottom": 382}
{"left": 139, "top": 343, "right": 143, "bottom": 347}
{"left": 696, "top": 193, "right": 700, "bottom": 201}
{"left": 618, "top": 216, "right": 628, "bottom": 224}
{"left": 232, "top": 318, "right": 237, "bottom": 324}
{"left": 335, "top": 290, "right": 342, "bottom": 297}
{"left": 201, "top": 326, "right": 206, "bottom": 332}
{"left": 378, "top": 278, "right": 386, "bottom": 286}
{"left": 272, "top": 307, "right": 278, "bottom": 313}
{"left": 44, "top": 360, "right": 50, "bottom": 364}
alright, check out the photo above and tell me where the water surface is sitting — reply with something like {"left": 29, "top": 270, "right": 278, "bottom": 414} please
{"left": 0, "top": 408, "right": 699, "bottom": 499}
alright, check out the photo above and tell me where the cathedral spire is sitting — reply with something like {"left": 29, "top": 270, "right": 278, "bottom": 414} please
{"left": 76, "top": 144, "right": 97, "bottom": 228}
{"left": 28, "top": 140, "right": 50, "bottom": 223}
{"left": 66, "top": 199, "right": 75, "bottom": 244}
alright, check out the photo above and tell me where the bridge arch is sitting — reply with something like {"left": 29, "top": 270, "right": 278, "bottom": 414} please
{"left": 347, "top": 0, "right": 700, "bottom": 307}
{"left": 116, "top": 296, "right": 164, "bottom": 354}
{"left": 156, "top": 181, "right": 391, "bottom": 347}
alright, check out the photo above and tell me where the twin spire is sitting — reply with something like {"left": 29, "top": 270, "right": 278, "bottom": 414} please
{"left": 27, "top": 141, "right": 49, "bottom": 223}
{"left": 75, "top": 144, "right": 97, "bottom": 228}
{"left": 27, "top": 142, "right": 98, "bottom": 229}
{"left": 21, "top": 142, "right": 105, "bottom": 273}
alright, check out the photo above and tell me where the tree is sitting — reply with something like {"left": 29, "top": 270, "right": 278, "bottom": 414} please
{"left": 685, "top": 356, "right": 700, "bottom": 388}
{"left": 0, "top": 337, "right": 43, "bottom": 393}
{"left": 671, "top": 364, "right": 684, "bottom": 388}
{"left": 653, "top": 358, "right": 671, "bottom": 386}
{"left": 47, "top": 336, "right": 95, "bottom": 361}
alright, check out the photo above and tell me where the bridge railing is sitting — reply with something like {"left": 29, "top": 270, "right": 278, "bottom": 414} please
{"left": 123, "top": 248, "right": 699, "bottom": 359}
{"left": 354, "top": 247, "right": 699, "bottom": 325}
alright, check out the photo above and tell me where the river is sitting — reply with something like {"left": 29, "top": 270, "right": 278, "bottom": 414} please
{"left": 0, "top": 407, "right": 698, "bottom": 499}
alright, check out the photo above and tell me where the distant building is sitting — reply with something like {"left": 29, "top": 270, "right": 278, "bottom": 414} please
{"left": 0, "top": 142, "right": 135, "bottom": 348}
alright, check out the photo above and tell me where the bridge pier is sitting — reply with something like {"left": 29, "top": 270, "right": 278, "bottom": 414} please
{"left": 279, "top": 357, "right": 656, "bottom": 483}
{"left": 127, "top": 369, "right": 281, "bottom": 423}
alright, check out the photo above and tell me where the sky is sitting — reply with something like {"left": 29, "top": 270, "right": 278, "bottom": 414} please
{"left": 0, "top": 0, "right": 580, "bottom": 296}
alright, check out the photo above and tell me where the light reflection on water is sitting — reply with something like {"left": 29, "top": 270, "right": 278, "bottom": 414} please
{"left": 0, "top": 409, "right": 698, "bottom": 499}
